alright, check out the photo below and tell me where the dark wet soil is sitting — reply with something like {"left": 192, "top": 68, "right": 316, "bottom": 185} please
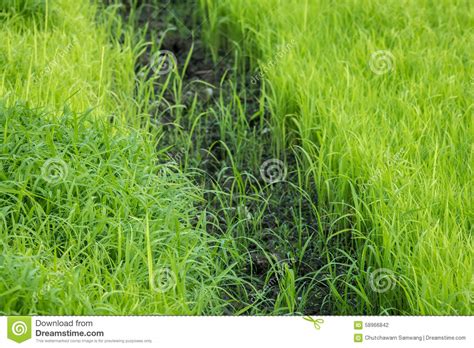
{"left": 107, "top": 0, "right": 345, "bottom": 315}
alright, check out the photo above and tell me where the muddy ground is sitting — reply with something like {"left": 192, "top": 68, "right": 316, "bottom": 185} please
{"left": 108, "top": 0, "right": 352, "bottom": 315}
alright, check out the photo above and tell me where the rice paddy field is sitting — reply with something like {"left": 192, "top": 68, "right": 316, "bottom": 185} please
{"left": 0, "top": 0, "right": 472, "bottom": 316}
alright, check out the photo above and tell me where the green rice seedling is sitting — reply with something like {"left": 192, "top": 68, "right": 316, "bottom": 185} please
{"left": 0, "top": 0, "right": 144, "bottom": 124}
{"left": 0, "top": 103, "right": 241, "bottom": 315}
{"left": 0, "top": 0, "right": 46, "bottom": 17}
{"left": 0, "top": 0, "right": 257, "bottom": 316}
{"left": 199, "top": 0, "right": 473, "bottom": 315}
{"left": 3, "top": 0, "right": 470, "bottom": 316}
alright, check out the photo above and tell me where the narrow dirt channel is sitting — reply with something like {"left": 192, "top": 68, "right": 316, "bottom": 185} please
{"left": 114, "top": 0, "right": 356, "bottom": 315}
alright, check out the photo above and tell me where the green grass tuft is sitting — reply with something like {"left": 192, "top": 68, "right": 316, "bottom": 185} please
{"left": 0, "top": 104, "right": 237, "bottom": 315}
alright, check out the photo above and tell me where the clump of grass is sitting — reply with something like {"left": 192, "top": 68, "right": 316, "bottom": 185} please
{"left": 0, "top": 0, "right": 142, "bottom": 124}
{"left": 0, "top": 0, "right": 257, "bottom": 316}
{"left": 0, "top": 103, "right": 239, "bottom": 315}
{"left": 122, "top": 0, "right": 366, "bottom": 315}
{"left": 199, "top": 0, "right": 473, "bottom": 314}
{"left": 3, "top": 0, "right": 470, "bottom": 316}
{"left": 0, "top": 0, "right": 46, "bottom": 16}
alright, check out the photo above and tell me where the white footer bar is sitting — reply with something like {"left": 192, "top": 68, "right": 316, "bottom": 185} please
{"left": 0, "top": 316, "right": 471, "bottom": 347}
